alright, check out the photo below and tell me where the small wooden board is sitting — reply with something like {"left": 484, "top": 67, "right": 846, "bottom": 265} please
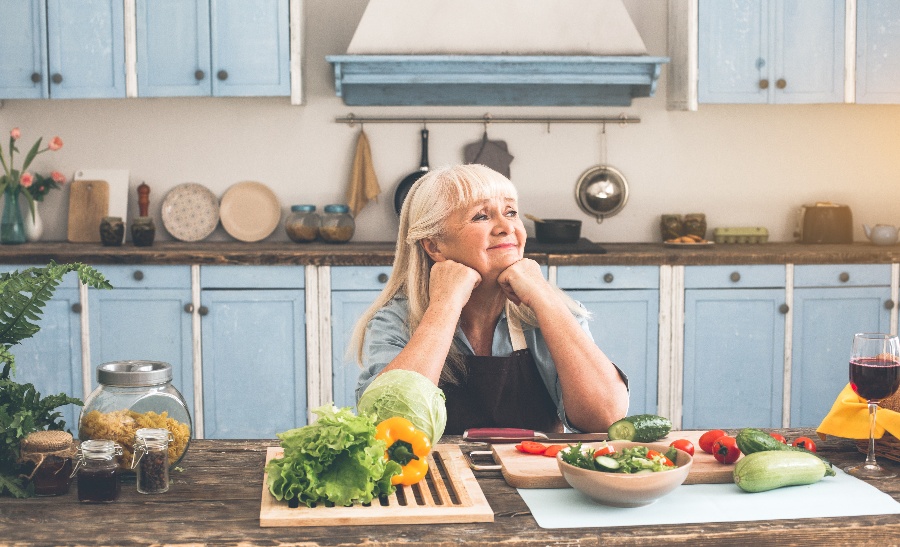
{"left": 489, "top": 430, "right": 741, "bottom": 489}
{"left": 260, "top": 444, "right": 494, "bottom": 527}
{"left": 67, "top": 179, "right": 109, "bottom": 243}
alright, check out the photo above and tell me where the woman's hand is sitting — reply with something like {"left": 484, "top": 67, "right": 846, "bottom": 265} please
{"left": 429, "top": 260, "right": 482, "bottom": 312}
{"left": 497, "top": 258, "right": 553, "bottom": 307}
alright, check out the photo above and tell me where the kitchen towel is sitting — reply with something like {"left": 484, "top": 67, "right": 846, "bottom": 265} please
{"left": 464, "top": 130, "right": 514, "bottom": 178}
{"left": 518, "top": 468, "right": 900, "bottom": 529}
{"left": 816, "top": 383, "right": 900, "bottom": 440}
{"left": 346, "top": 129, "right": 381, "bottom": 216}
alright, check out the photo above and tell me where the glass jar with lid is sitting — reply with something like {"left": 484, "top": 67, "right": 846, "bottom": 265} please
{"left": 73, "top": 439, "right": 122, "bottom": 502}
{"left": 319, "top": 204, "right": 355, "bottom": 243}
{"left": 19, "top": 430, "right": 76, "bottom": 496}
{"left": 78, "top": 361, "right": 192, "bottom": 471}
{"left": 133, "top": 427, "right": 173, "bottom": 494}
{"left": 284, "top": 204, "right": 321, "bottom": 243}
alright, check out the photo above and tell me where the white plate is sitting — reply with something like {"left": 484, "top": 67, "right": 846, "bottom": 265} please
{"left": 161, "top": 183, "right": 220, "bottom": 242}
{"left": 219, "top": 181, "right": 281, "bottom": 242}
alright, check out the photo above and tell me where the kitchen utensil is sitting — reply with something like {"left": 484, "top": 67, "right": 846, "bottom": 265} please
{"left": 393, "top": 128, "right": 429, "bottom": 216}
{"left": 574, "top": 125, "right": 629, "bottom": 222}
{"left": 524, "top": 213, "right": 544, "bottom": 224}
{"left": 66, "top": 179, "right": 110, "bottom": 243}
{"left": 463, "top": 128, "right": 513, "bottom": 178}
{"left": 161, "top": 183, "right": 220, "bottom": 242}
{"left": 74, "top": 170, "right": 129, "bottom": 243}
{"left": 533, "top": 219, "right": 582, "bottom": 244}
{"left": 796, "top": 202, "right": 853, "bottom": 243}
{"left": 863, "top": 224, "right": 899, "bottom": 246}
{"left": 260, "top": 445, "right": 493, "bottom": 526}
{"left": 219, "top": 181, "right": 281, "bottom": 242}
{"left": 463, "top": 428, "right": 606, "bottom": 443}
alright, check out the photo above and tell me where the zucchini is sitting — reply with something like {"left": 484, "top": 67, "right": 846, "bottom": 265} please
{"left": 735, "top": 428, "right": 833, "bottom": 468}
{"left": 733, "top": 450, "right": 835, "bottom": 493}
{"left": 607, "top": 414, "right": 672, "bottom": 442}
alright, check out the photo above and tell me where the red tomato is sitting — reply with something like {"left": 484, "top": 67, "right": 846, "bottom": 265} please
{"left": 699, "top": 429, "right": 727, "bottom": 454}
{"left": 542, "top": 444, "right": 566, "bottom": 458}
{"left": 515, "top": 441, "right": 548, "bottom": 455}
{"left": 712, "top": 436, "right": 741, "bottom": 464}
{"left": 791, "top": 437, "right": 817, "bottom": 452}
{"left": 646, "top": 449, "right": 674, "bottom": 466}
{"left": 592, "top": 443, "right": 616, "bottom": 457}
{"left": 670, "top": 439, "right": 695, "bottom": 456}
{"left": 769, "top": 432, "right": 787, "bottom": 444}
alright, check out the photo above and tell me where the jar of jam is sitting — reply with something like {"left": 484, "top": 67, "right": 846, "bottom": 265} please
{"left": 319, "top": 204, "right": 355, "bottom": 243}
{"left": 285, "top": 205, "right": 321, "bottom": 243}
{"left": 19, "top": 430, "right": 75, "bottom": 496}
{"left": 73, "top": 440, "right": 122, "bottom": 502}
{"left": 132, "top": 428, "right": 172, "bottom": 494}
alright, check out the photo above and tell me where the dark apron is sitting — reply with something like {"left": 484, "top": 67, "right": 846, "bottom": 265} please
{"left": 440, "top": 314, "right": 563, "bottom": 435}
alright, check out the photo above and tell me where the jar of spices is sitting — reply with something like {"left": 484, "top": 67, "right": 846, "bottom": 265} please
{"left": 133, "top": 428, "right": 173, "bottom": 494}
{"left": 319, "top": 204, "right": 355, "bottom": 243}
{"left": 73, "top": 439, "right": 122, "bottom": 502}
{"left": 284, "top": 205, "right": 321, "bottom": 243}
{"left": 99, "top": 216, "right": 124, "bottom": 246}
{"left": 79, "top": 361, "right": 192, "bottom": 471}
{"left": 18, "top": 430, "right": 76, "bottom": 496}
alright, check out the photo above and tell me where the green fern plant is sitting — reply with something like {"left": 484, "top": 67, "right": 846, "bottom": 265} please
{"left": 0, "top": 262, "right": 111, "bottom": 497}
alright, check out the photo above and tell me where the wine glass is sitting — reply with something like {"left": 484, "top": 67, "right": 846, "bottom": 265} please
{"left": 846, "top": 332, "right": 900, "bottom": 479}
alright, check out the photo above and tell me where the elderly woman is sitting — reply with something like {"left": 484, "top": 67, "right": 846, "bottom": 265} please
{"left": 351, "top": 164, "right": 628, "bottom": 434}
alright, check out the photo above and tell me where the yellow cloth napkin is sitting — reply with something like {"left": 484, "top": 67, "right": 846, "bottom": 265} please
{"left": 816, "top": 383, "right": 900, "bottom": 440}
{"left": 346, "top": 130, "right": 381, "bottom": 216}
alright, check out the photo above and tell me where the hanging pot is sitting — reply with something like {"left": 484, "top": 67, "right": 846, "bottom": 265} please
{"left": 574, "top": 165, "right": 629, "bottom": 222}
{"left": 393, "top": 128, "right": 429, "bottom": 216}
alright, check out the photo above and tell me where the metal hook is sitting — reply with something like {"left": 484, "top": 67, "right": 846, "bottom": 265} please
{"left": 618, "top": 113, "right": 629, "bottom": 127}
{"left": 346, "top": 113, "right": 357, "bottom": 128}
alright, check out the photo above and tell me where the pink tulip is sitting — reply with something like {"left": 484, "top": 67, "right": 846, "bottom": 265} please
{"left": 10, "top": 128, "right": 20, "bottom": 140}
{"left": 51, "top": 171, "right": 66, "bottom": 184}
{"left": 48, "top": 136, "right": 63, "bottom": 151}
{"left": 20, "top": 173, "right": 33, "bottom": 188}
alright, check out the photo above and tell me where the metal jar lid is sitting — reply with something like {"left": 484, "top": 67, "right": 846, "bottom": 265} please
{"left": 96, "top": 360, "right": 173, "bottom": 387}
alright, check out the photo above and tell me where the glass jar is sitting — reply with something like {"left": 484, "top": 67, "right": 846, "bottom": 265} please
{"left": 73, "top": 439, "right": 122, "bottom": 502}
{"left": 284, "top": 205, "right": 321, "bottom": 243}
{"left": 133, "top": 428, "right": 172, "bottom": 494}
{"left": 79, "top": 361, "right": 192, "bottom": 471}
{"left": 319, "top": 204, "right": 355, "bottom": 243}
{"left": 19, "top": 430, "right": 75, "bottom": 496}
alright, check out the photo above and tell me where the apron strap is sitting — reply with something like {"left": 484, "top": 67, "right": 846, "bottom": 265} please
{"left": 506, "top": 303, "right": 528, "bottom": 351}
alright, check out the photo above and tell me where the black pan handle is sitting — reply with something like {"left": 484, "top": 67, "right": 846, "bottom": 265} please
{"left": 418, "top": 128, "right": 429, "bottom": 170}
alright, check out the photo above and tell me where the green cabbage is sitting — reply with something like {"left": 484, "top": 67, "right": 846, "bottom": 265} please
{"left": 357, "top": 369, "right": 447, "bottom": 445}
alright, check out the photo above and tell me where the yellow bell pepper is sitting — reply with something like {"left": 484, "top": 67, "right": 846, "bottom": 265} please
{"left": 375, "top": 416, "right": 432, "bottom": 486}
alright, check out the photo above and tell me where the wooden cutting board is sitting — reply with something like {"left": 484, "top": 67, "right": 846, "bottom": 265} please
{"left": 67, "top": 179, "right": 109, "bottom": 243}
{"left": 260, "top": 444, "right": 494, "bottom": 527}
{"left": 488, "top": 430, "right": 742, "bottom": 488}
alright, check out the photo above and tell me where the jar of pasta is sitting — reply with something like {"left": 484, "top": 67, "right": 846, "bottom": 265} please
{"left": 78, "top": 361, "right": 192, "bottom": 471}
{"left": 319, "top": 204, "right": 355, "bottom": 243}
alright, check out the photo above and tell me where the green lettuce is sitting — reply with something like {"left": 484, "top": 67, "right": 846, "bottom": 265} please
{"left": 357, "top": 369, "right": 447, "bottom": 445}
{"left": 265, "top": 405, "right": 400, "bottom": 507}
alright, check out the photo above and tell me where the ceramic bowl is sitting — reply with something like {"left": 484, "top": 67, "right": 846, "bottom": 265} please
{"left": 556, "top": 441, "right": 693, "bottom": 507}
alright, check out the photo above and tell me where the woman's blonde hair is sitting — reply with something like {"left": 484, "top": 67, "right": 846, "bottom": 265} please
{"left": 349, "top": 164, "right": 586, "bottom": 384}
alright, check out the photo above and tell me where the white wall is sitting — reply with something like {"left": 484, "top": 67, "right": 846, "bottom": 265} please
{"left": 2, "top": 0, "right": 899, "bottom": 244}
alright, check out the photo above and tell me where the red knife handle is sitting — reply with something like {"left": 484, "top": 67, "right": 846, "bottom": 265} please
{"left": 463, "top": 428, "right": 544, "bottom": 443}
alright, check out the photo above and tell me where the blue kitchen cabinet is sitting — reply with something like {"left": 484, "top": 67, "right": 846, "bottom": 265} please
{"left": 331, "top": 266, "right": 393, "bottom": 410}
{"left": 87, "top": 266, "right": 193, "bottom": 413}
{"left": 200, "top": 266, "right": 305, "bottom": 439}
{"left": 699, "top": 0, "right": 844, "bottom": 104}
{"left": 557, "top": 266, "right": 660, "bottom": 416}
{"left": 1, "top": 265, "right": 82, "bottom": 431}
{"left": 791, "top": 265, "right": 892, "bottom": 427}
{"left": 0, "top": 0, "right": 47, "bottom": 99}
{"left": 136, "top": 0, "right": 211, "bottom": 97}
{"left": 857, "top": 0, "right": 900, "bottom": 103}
{"left": 683, "top": 265, "right": 787, "bottom": 429}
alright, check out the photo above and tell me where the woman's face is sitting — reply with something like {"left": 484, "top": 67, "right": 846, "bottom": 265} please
{"left": 432, "top": 196, "right": 525, "bottom": 279}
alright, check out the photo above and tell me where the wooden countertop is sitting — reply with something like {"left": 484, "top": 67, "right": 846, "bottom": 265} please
{"left": 1, "top": 431, "right": 897, "bottom": 545}
{"left": 2, "top": 241, "right": 900, "bottom": 266}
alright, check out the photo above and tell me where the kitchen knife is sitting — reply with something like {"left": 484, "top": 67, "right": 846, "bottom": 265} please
{"left": 463, "top": 428, "right": 608, "bottom": 443}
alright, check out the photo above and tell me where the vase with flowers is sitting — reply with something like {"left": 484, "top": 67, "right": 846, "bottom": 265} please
{"left": 22, "top": 171, "right": 66, "bottom": 242}
{"left": 0, "top": 128, "right": 64, "bottom": 245}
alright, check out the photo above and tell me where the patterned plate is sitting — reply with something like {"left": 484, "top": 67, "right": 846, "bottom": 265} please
{"left": 161, "top": 183, "right": 220, "bottom": 242}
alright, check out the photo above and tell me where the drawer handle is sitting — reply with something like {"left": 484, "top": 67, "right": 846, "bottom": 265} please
{"left": 730, "top": 272, "right": 741, "bottom": 282}
{"left": 217, "top": 70, "right": 228, "bottom": 81}
{"left": 194, "top": 69, "right": 205, "bottom": 81}
{"left": 778, "top": 303, "right": 789, "bottom": 314}
{"left": 184, "top": 303, "right": 194, "bottom": 314}
{"left": 198, "top": 305, "right": 209, "bottom": 316}
{"left": 776, "top": 78, "right": 786, "bottom": 89}
{"left": 603, "top": 273, "right": 614, "bottom": 283}
{"left": 71, "top": 303, "right": 82, "bottom": 314}
{"left": 51, "top": 73, "right": 62, "bottom": 84}
{"left": 377, "top": 273, "right": 389, "bottom": 283}
{"left": 31, "top": 72, "right": 42, "bottom": 83}
{"left": 758, "top": 79, "right": 769, "bottom": 89}
{"left": 839, "top": 272, "right": 850, "bottom": 283}
{"left": 886, "top": 300, "right": 895, "bottom": 310}
{"left": 133, "top": 270, "right": 144, "bottom": 281}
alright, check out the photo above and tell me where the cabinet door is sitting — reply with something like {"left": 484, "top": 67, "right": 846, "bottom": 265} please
{"left": 857, "top": 0, "right": 900, "bottom": 103}
{"left": 210, "top": 0, "right": 290, "bottom": 96}
{"left": 46, "top": 0, "right": 125, "bottom": 98}
{"left": 201, "top": 289, "right": 306, "bottom": 438}
{"left": 699, "top": 0, "right": 768, "bottom": 103}
{"left": 773, "top": 0, "right": 844, "bottom": 104}
{"left": 683, "top": 288, "right": 785, "bottom": 429}
{"left": 136, "top": 0, "right": 211, "bottom": 97}
{"left": 0, "top": 0, "right": 48, "bottom": 99}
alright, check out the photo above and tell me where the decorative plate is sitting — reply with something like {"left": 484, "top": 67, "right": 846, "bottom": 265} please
{"left": 161, "top": 183, "right": 220, "bottom": 242}
{"left": 219, "top": 181, "right": 282, "bottom": 242}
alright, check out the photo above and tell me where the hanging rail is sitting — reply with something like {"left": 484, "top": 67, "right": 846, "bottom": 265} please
{"left": 335, "top": 113, "right": 639, "bottom": 126}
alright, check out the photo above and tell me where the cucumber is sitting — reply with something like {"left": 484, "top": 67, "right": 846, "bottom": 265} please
{"left": 594, "top": 455, "right": 620, "bottom": 471}
{"left": 735, "top": 428, "right": 833, "bottom": 468}
{"left": 607, "top": 414, "right": 672, "bottom": 442}
{"left": 733, "top": 450, "right": 835, "bottom": 493}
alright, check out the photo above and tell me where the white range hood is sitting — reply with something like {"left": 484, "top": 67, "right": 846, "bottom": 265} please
{"left": 327, "top": 0, "right": 668, "bottom": 106}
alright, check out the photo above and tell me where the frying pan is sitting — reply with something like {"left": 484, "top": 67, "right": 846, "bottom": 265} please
{"left": 393, "top": 128, "right": 429, "bottom": 215}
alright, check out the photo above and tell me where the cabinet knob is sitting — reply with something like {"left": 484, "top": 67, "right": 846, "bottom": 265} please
{"left": 778, "top": 303, "right": 789, "bottom": 314}
{"left": 217, "top": 70, "right": 228, "bottom": 81}
{"left": 51, "top": 73, "right": 62, "bottom": 84}
{"left": 184, "top": 303, "right": 194, "bottom": 314}
{"left": 758, "top": 79, "right": 769, "bottom": 89}
{"left": 730, "top": 272, "right": 741, "bottom": 282}
{"left": 195, "top": 70, "right": 205, "bottom": 81}
{"left": 71, "top": 303, "right": 82, "bottom": 314}
{"left": 198, "top": 305, "right": 209, "bottom": 316}
{"left": 839, "top": 272, "right": 850, "bottom": 283}
{"left": 776, "top": 78, "right": 787, "bottom": 89}
{"left": 133, "top": 270, "right": 144, "bottom": 281}
{"left": 31, "top": 72, "right": 42, "bottom": 83}
{"left": 603, "top": 273, "right": 614, "bottom": 283}
{"left": 377, "top": 273, "right": 389, "bottom": 283}
{"left": 886, "top": 300, "right": 895, "bottom": 310}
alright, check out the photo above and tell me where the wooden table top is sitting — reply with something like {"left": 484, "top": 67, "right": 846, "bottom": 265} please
{"left": 1, "top": 429, "right": 898, "bottom": 545}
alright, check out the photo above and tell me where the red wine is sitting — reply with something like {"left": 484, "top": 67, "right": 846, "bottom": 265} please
{"left": 850, "top": 357, "right": 900, "bottom": 401}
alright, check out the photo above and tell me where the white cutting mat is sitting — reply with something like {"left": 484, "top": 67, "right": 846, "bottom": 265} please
{"left": 74, "top": 169, "right": 130, "bottom": 243}
{"left": 518, "top": 468, "right": 900, "bottom": 528}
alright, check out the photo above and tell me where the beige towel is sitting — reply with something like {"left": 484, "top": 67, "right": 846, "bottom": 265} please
{"left": 346, "top": 130, "right": 381, "bottom": 216}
